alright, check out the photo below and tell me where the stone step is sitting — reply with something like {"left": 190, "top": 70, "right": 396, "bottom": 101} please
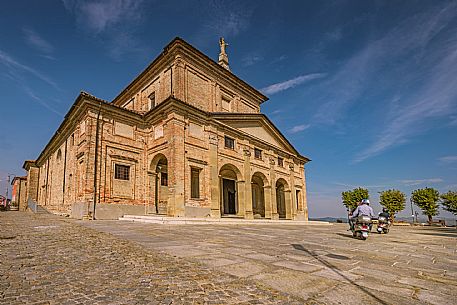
{"left": 119, "top": 214, "right": 331, "bottom": 226}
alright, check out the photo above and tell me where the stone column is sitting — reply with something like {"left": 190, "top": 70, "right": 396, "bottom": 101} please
{"left": 166, "top": 113, "right": 186, "bottom": 217}
{"left": 269, "top": 156, "right": 279, "bottom": 220}
{"left": 243, "top": 147, "right": 253, "bottom": 219}
{"left": 208, "top": 131, "right": 220, "bottom": 218}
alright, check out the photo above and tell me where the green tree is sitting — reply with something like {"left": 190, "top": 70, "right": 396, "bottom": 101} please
{"left": 411, "top": 188, "right": 440, "bottom": 222}
{"left": 379, "top": 189, "right": 406, "bottom": 221}
{"left": 440, "top": 191, "right": 457, "bottom": 215}
{"left": 342, "top": 187, "right": 369, "bottom": 212}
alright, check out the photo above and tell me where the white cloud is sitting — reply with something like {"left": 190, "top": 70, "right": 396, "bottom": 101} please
{"left": 261, "top": 73, "right": 326, "bottom": 95}
{"left": 23, "top": 28, "right": 54, "bottom": 54}
{"left": 399, "top": 178, "right": 443, "bottom": 186}
{"left": 439, "top": 156, "right": 457, "bottom": 163}
{"left": 289, "top": 124, "right": 310, "bottom": 134}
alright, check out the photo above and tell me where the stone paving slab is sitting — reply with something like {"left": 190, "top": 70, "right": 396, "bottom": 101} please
{"left": 0, "top": 212, "right": 306, "bottom": 305}
{"left": 79, "top": 217, "right": 457, "bottom": 305}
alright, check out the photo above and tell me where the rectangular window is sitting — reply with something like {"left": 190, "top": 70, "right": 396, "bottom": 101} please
{"left": 148, "top": 92, "right": 156, "bottom": 110}
{"left": 278, "top": 157, "right": 284, "bottom": 167}
{"left": 254, "top": 148, "right": 262, "bottom": 159}
{"left": 224, "top": 136, "right": 235, "bottom": 149}
{"left": 114, "top": 164, "right": 130, "bottom": 180}
{"left": 222, "top": 97, "right": 231, "bottom": 112}
{"left": 160, "top": 172, "right": 168, "bottom": 186}
{"left": 191, "top": 168, "right": 200, "bottom": 199}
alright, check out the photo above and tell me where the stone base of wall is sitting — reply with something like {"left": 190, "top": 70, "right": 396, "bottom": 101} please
{"left": 71, "top": 202, "right": 146, "bottom": 220}
{"left": 293, "top": 214, "right": 308, "bottom": 221}
{"left": 185, "top": 206, "right": 211, "bottom": 218}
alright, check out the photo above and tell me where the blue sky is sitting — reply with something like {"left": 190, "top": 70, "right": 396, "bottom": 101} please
{"left": 1, "top": 0, "right": 456, "bottom": 218}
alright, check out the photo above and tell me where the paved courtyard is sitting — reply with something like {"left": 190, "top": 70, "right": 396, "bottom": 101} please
{"left": 1, "top": 212, "right": 457, "bottom": 304}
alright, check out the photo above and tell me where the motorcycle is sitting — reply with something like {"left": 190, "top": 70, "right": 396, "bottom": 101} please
{"left": 377, "top": 216, "right": 390, "bottom": 234}
{"left": 352, "top": 215, "right": 372, "bottom": 240}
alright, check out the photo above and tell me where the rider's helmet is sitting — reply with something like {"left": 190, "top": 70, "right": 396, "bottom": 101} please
{"left": 361, "top": 199, "right": 370, "bottom": 205}
{"left": 382, "top": 207, "right": 388, "bottom": 213}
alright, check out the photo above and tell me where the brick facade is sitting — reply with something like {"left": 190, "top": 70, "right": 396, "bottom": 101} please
{"left": 21, "top": 38, "right": 310, "bottom": 220}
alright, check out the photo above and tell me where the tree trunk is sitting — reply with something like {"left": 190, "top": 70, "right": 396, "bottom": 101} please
{"left": 428, "top": 215, "right": 433, "bottom": 223}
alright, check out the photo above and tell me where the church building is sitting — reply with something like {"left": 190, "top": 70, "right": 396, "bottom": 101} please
{"left": 22, "top": 37, "right": 310, "bottom": 220}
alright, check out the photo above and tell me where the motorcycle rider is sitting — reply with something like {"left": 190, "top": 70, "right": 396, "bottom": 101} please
{"left": 351, "top": 199, "right": 375, "bottom": 226}
{"left": 378, "top": 207, "right": 390, "bottom": 220}
{"left": 348, "top": 201, "right": 361, "bottom": 231}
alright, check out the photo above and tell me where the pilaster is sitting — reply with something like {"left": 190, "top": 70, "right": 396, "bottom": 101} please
{"left": 208, "top": 131, "right": 220, "bottom": 218}
{"left": 269, "top": 156, "right": 279, "bottom": 220}
{"left": 166, "top": 113, "right": 185, "bottom": 217}
{"left": 243, "top": 147, "right": 253, "bottom": 219}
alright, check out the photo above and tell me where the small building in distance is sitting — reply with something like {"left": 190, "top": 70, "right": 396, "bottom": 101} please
{"left": 11, "top": 176, "right": 27, "bottom": 211}
{"left": 21, "top": 37, "right": 311, "bottom": 220}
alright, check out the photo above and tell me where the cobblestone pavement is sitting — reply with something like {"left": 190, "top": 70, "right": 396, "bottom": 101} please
{"left": 0, "top": 212, "right": 304, "bottom": 305}
{"left": 80, "top": 218, "right": 457, "bottom": 305}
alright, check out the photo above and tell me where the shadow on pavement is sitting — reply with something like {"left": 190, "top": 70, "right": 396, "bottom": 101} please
{"left": 413, "top": 227, "right": 457, "bottom": 238}
{"left": 291, "top": 244, "right": 389, "bottom": 305}
{"left": 336, "top": 233, "right": 354, "bottom": 239}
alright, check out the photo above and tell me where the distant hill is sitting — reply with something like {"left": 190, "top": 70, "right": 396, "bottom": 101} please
{"left": 310, "top": 216, "right": 456, "bottom": 226}
{"left": 310, "top": 217, "right": 348, "bottom": 223}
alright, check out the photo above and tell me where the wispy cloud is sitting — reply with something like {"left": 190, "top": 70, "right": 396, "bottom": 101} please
{"left": 333, "top": 182, "right": 387, "bottom": 189}
{"left": 261, "top": 73, "right": 326, "bottom": 95}
{"left": 204, "top": 1, "right": 253, "bottom": 38}
{"left": 306, "top": 1, "right": 457, "bottom": 162}
{"left": 270, "top": 109, "right": 283, "bottom": 115}
{"left": 399, "top": 178, "right": 443, "bottom": 186}
{"left": 325, "top": 27, "right": 342, "bottom": 42}
{"left": 242, "top": 53, "right": 263, "bottom": 66}
{"left": 289, "top": 124, "right": 310, "bottom": 134}
{"left": 63, "top": 0, "right": 144, "bottom": 34}
{"left": 23, "top": 27, "right": 54, "bottom": 54}
{"left": 439, "top": 156, "right": 457, "bottom": 163}
{"left": 62, "top": 0, "right": 146, "bottom": 60}
{"left": 449, "top": 115, "right": 457, "bottom": 126}
{"left": 0, "top": 50, "right": 62, "bottom": 114}
{"left": 0, "top": 50, "right": 59, "bottom": 89}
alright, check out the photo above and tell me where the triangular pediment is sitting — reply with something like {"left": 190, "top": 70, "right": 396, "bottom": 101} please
{"left": 213, "top": 114, "right": 309, "bottom": 161}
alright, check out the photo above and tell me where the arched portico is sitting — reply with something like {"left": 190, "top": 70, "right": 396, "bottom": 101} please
{"left": 149, "top": 154, "right": 168, "bottom": 214}
{"left": 251, "top": 172, "right": 268, "bottom": 218}
{"left": 219, "top": 164, "right": 242, "bottom": 216}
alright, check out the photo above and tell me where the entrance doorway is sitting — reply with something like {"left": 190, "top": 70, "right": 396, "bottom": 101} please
{"left": 149, "top": 154, "right": 168, "bottom": 214}
{"left": 222, "top": 178, "right": 237, "bottom": 215}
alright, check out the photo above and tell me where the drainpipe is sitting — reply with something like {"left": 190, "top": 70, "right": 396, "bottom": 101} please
{"left": 62, "top": 139, "right": 68, "bottom": 206}
{"left": 92, "top": 101, "right": 102, "bottom": 219}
